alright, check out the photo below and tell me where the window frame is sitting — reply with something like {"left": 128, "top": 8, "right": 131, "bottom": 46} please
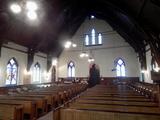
{"left": 68, "top": 61, "right": 75, "bottom": 78}
{"left": 32, "top": 62, "right": 41, "bottom": 83}
{"left": 115, "top": 58, "right": 126, "bottom": 77}
{"left": 6, "top": 58, "right": 18, "bottom": 85}
{"left": 84, "top": 29, "right": 103, "bottom": 46}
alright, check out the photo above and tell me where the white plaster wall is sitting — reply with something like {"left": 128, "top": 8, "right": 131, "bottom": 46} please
{"left": 0, "top": 43, "right": 27, "bottom": 85}
{"left": 0, "top": 42, "right": 48, "bottom": 86}
{"left": 31, "top": 52, "right": 48, "bottom": 83}
{"left": 58, "top": 18, "right": 139, "bottom": 78}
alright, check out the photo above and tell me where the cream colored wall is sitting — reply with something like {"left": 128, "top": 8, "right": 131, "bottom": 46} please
{"left": 58, "top": 18, "right": 140, "bottom": 78}
{"left": 0, "top": 43, "right": 27, "bottom": 85}
{"left": 30, "top": 52, "right": 48, "bottom": 83}
{"left": 0, "top": 42, "right": 48, "bottom": 86}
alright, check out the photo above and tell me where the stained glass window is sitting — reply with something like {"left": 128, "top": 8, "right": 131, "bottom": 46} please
{"left": 6, "top": 58, "right": 18, "bottom": 85}
{"left": 116, "top": 58, "right": 126, "bottom": 77}
{"left": 33, "top": 62, "right": 41, "bottom": 83}
{"left": 68, "top": 61, "right": 75, "bottom": 77}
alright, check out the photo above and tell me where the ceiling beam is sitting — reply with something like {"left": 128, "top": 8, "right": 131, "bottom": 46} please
{"left": 27, "top": 48, "right": 35, "bottom": 71}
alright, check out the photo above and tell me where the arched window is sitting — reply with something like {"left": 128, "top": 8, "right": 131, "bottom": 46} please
{"left": 84, "top": 29, "right": 102, "bottom": 46}
{"left": 6, "top": 58, "right": 18, "bottom": 85}
{"left": 85, "top": 35, "right": 89, "bottom": 46}
{"left": 33, "top": 62, "right": 41, "bottom": 83}
{"left": 115, "top": 58, "right": 125, "bottom": 77}
{"left": 68, "top": 61, "right": 75, "bottom": 77}
{"left": 98, "top": 33, "right": 102, "bottom": 44}
{"left": 91, "top": 29, "right": 96, "bottom": 45}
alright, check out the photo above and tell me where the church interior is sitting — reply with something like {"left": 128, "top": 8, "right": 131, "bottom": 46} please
{"left": 0, "top": 0, "right": 160, "bottom": 120}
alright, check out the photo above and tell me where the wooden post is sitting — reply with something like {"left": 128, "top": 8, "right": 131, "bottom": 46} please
{"left": 157, "top": 84, "right": 160, "bottom": 107}
{"left": 0, "top": 37, "right": 4, "bottom": 58}
{"left": 27, "top": 48, "right": 35, "bottom": 71}
{"left": 0, "top": 42, "right": 2, "bottom": 57}
{"left": 47, "top": 54, "right": 52, "bottom": 72}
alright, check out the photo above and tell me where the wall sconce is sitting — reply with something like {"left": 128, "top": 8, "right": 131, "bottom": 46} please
{"left": 141, "top": 70, "right": 148, "bottom": 73}
{"left": 24, "top": 69, "right": 31, "bottom": 75}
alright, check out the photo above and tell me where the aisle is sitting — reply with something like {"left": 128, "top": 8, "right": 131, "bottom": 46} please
{"left": 37, "top": 111, "right": 53, "bottom": 120}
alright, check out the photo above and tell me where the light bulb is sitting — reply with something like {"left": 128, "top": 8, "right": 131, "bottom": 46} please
{"left": 27, "top": 11, "right": 37, "bottom": 20}
{"left": 26, "top": 1, "right": 38, "bottom": 11}
{"left": 88, "top": 58, "right": 95, "bottom": 62}
{"left": 64, "top": 41, "right": 72, "bottom": 48}
{"left": 85, "top": 54, "right": 89, "bottom": 57}
{"left": 80, "top": 53, "right": 85, "bottom": 58}
{"left": 10, "top": 3, "right": 21, "bottom": 14}
{"left": 91, "top": 15, "right": 95, "bottom": 19}
{"left": 72, "top": 44, "right": 77, "bottom": 47}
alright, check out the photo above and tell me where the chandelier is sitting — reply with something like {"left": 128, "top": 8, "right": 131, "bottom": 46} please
{"left": 80, "top": 52, "right": 89, "bottom": 58}
{"left": 9, "top": 0, "right": 39, "bottom": 20}
{"left": 88, "top": 57, "right": 95, "bottom": 63}
{"left": 64, "top": 41, "right": 77, "bottom": 49}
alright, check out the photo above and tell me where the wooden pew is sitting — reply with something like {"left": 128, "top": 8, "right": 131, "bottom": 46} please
{"left": 61, "top": 108, "right": 160, "bottom": 120}
{"left": 0, "top": 95, "right": 47, "bottom": 117}
{"left": 14, "top": 93, "right": 55, "bottom": 111}
{"left": 30, "top": 90, "right": 63, "bottom": 106}
{"left": 128, "top": 82, "right": 159, "bottom": 102}
{"left": 22, "top": 92, "right": 57, "bottom": 109}
{"left": 69, "top": 102, "right": 160, "bottom": 114}
{"left": 0, "top": 99, "right": 36, "bottom": 120}
{"left": 0, "top": 104, "right": 23, "bottom": 120}
{"left": 79, "top": 96, "right": 151, "bottom": 102}
{"left": 76, "top": 99, "right": 158, "bottom": 107}
{"left": 60, "top": 84, "right": 160, "bottom": 120}
{"left": 0, "top": 83, "right": 87, "bottom": 120}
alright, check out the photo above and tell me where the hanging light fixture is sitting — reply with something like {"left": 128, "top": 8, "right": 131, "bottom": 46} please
{"left": 64, "top": 41, "right": 72, "bottom": 48}
{"left": 64, "top": 41, "right": 77, "bottom": 49}
{"left": 10, "top": 3, "right": 22, "bottom": 14}
{"left": 88, "top": 57, "right": 95, "bottom": 62}
{"left": 9, "top": 0, "right": 39, "bottom": 21}
{"left": 87, "top": 50, "right": 95, "bottom": 62}
{"left": 80, "top": 52, "right": 89, "bottom": 58}
{"left": 27, "top": 11, "right": 37, "bottom": 20}
{"left": 72, "top": 43, "right": 77, "bottom": 48}
{"left": 26, "top": 1, "right": 38, "bottom": 11}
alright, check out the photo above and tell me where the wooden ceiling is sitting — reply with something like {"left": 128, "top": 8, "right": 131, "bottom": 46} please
{"left": 0, "top": 0, "right": 160, "bottom": 66}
